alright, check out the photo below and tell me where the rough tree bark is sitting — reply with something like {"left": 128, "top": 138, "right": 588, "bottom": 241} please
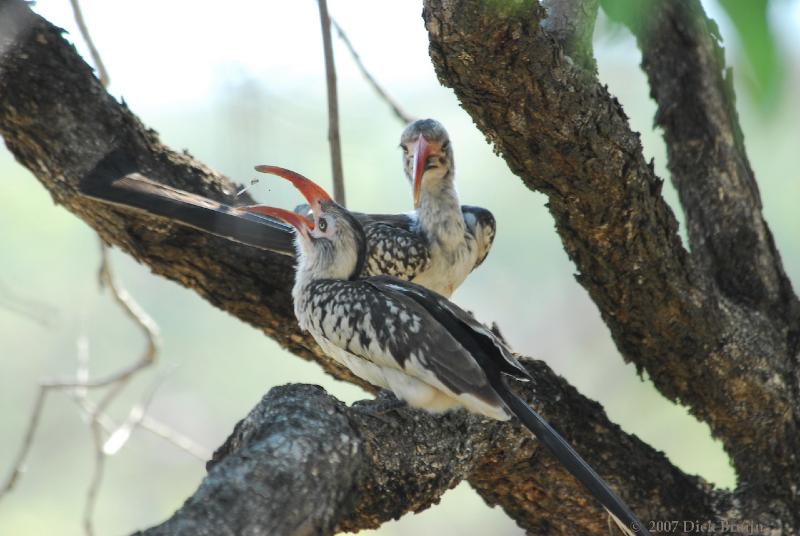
{"left": 1, "top": 0, "right": 797, "bottom": 534}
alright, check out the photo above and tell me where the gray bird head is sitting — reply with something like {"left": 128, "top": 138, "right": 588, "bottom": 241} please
{"left": 243, "top": 166, "right": 366, "bottom": 281}
{"left": 399, "top": 118, "right": 454, "bottom": 208}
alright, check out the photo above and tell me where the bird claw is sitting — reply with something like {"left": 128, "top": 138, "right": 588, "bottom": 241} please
{"left": 357, "top": 394, "right": 407, "bottom": 424}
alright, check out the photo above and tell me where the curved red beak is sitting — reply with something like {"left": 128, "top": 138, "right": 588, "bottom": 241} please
{"left": 243, "top": 205, "right": 314, "bottom": 234}
{"left": 411, "top": 134, "right": 431, "bottom": 208}
{"left": 254, "top": 165, "right": 332, "bottom": 217}
{"left": 240, "top": 165, "right": 332, "bottom": 235}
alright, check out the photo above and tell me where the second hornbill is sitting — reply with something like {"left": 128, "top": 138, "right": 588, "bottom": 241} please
{"left": 291, "top": 118, "right": 495, "bottom": 296}
{"left": 254, "top": 172, "right": 650, "bottom": 535}
{"left": 79, "top": 119, "right": 495, "bottom": 298}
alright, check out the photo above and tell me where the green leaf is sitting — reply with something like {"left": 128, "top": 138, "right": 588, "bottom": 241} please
{"left": 717, "top": 0, "right": 784, "bottom": 109}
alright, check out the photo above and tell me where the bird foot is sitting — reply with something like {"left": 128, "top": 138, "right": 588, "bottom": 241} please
{"left": 369, "top": 397, "right": 407, "bottom": 416}
{"left": 356, "top": 395, "right": 407, "bottom": 424}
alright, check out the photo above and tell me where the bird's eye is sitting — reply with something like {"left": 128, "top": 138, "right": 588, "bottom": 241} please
{"left": 400, "top": 144, "right": 408, "bottom": 154}
{"left": 318, "top": 217, "right": 328, "bottom": 232}
{"left": 442, "top": 141, "right": 450, "bottom": 151}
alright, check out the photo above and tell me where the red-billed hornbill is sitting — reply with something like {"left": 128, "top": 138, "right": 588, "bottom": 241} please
{"left": 78, "top": 119, "right": 494, "bottom": 297}
{"left": 291, "top": 118, "right": 495, "bottom": 296}
{"left": 255, "top": 173, "right": 649, "bottom": 536}
{"left": 391, "top": 118, "right": 496, "bottom": 292}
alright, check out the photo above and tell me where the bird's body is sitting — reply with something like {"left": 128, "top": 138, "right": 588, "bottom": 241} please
{"left": 361, "top": 118, "right": 492, "bottom": 296}
{"left": 391, "top": 183, "right": 477, "bottom": 297}
{"left": 256, "top": 171, "right": 649, "bottom": 535}
{"left": 294, "top": 277, "right": 514, "bottom": 420}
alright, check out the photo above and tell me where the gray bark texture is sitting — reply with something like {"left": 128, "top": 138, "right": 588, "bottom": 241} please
{"left": 1, "top": 0, "right": 797, "bottom": 533}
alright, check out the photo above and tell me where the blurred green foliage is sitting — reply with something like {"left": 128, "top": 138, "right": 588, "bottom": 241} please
{"left": 717, "top": 0, "right": 783, "bottom": 108}
{"left": 598, "top": 0, "right": 786, "bottom": 111}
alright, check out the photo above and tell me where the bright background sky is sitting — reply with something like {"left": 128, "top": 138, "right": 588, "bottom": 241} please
{"left": 1, "top": 1, "right": 799, "bottom": 535}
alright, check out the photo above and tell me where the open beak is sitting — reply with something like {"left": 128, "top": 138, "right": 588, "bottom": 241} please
{"left": 253, "top": 165, "right": 332, "bottom": 221}
{"left": 243, "top": 205, "right": 314, "bottom": 235}
{"left": 411, "top": 134, "right": 431, "bottom": 209}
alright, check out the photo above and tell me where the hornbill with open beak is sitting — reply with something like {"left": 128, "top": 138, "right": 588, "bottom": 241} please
{"left": 79, "top": 119, "right": 494, "bottom": 298}
{"left": 256, "top": 172, "right": 649, "bottom": 535}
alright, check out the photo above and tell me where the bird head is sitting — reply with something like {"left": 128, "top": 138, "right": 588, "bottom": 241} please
{"left": 243, "top": 166, "right": 366, "bottom": 281}
{"left": 399, "top": 118, "right": 454, "bottom": 208}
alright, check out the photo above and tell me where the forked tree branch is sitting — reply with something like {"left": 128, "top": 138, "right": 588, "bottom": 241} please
{"left": 424, "top": 0, "right": 800, "bottom": 523}
{"left": 605, "top": 0, "right": 800, "bottom": 515}
{"left": 606, "top": 0, "right": 800, "bottom": 338}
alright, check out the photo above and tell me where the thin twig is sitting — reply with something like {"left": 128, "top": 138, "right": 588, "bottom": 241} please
{"left": 68, "top": 0, "right": 109, "bottom": 87}
{"left": 81, "top": 362, "right": 172, "bottom": 535}
{"left": 69, "top": 385, "right": 211, "bottom": 461}
{"left": 0, "top": 388, "right": 48, "bottom": 497}
{"left": 1, "top": 6, "right": 209, "bottom": 533}
{"left": 84, "top": 419, "right": 104, "bottom": 536}
{"left": 0, "top": 244, "right": 160, "bottom": 531}
{"left": 96, "top": 243, "right": 160, "bottom": 379}
{"left": 136, "top": 415, "right": 211, "bottom": 460}
{"left": 0, "top": 369, "right": 210, "bottom": 502}
{"left": 330, "top": 17, "right": 415, "bottom": 125}
{"left": 76, "top": 242, "right": 162, "bottom": 535}
{"left": 317, "top": 0, "right": 346, "bottom": 206}
{"left": 101, "top": 366, "right": 174, "bottom": 455}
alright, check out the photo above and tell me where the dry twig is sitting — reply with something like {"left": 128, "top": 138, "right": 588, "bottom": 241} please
{"left": 0, "top": 4, "right": 212, "bottom": 532}
{"left": 68, "top": 0, "right": 109, "bottom": 87}
{"left": 330, "top": 17, "right": 415, "bottom": 125}
{"left": 317, "top": 0, "right": 346, "bottom": 206}
{"left": 0, "top": 246, "right": 209, "bottom": 534}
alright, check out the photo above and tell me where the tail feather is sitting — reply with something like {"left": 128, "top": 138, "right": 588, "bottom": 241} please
{"left": 79, "top": 150, "right": 296, "bottom": 255}
{"left": 496, "top": 377, "right": 650, "bottom": 536}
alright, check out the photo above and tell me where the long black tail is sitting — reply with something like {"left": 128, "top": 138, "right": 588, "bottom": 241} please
{"left": 79, "top": 149, "right": 296, "bottom": 255}
{"left": 496, "top": 377, "right": 650, "bottom": 536}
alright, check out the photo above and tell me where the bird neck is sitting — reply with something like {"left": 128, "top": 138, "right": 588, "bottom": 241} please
{"left": 416, "top": 174, "right": 465, "bottom": 242}
{"left": 291, "top": 241, "right": 356, "bottom": 299}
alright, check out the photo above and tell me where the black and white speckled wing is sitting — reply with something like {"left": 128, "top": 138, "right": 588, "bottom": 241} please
{"left": 304, "top": 275, "right": 646, "bottom": 534}
{"left": 461, "top": 205, "right": 496, "bottom": 269}
{"left": 80, "top": 149, "right": 296, "bottom": 255}
{"left": 363, "top": 277, "right": 647, "bottom": 534}
{"left": 296, "top": 205, "right": 493, "bottom": 278}
{"left": 361, "top": 223, "right": 431, "bottom": 281}
{"left": 301, "top": 278, "right": 502, "bottom": 408}
{"left": 359, "top": 207, "right": 495, "bottom": 272}
{"left": 366, "top": 275, "right": 529, "bottom": 382}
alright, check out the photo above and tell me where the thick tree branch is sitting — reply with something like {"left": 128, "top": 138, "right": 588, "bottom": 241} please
{"left": 611, "top": 0, "right": 800, "bottom": 516}
{"left": 423, "top": 0, "right": 800, "bottom": 522}
{"left": 137, "top": 361, "right": 720, "bottom": 536}
{"left": 611, "top": 0, "right": 800, "bottom": 356}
